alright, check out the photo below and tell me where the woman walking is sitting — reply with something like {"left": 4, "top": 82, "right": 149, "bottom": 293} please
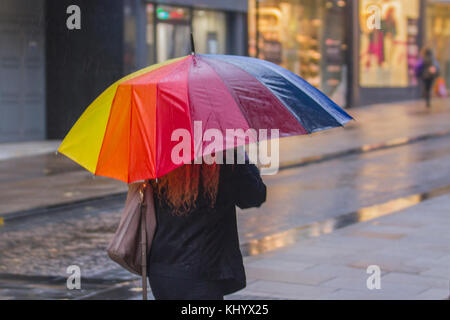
{"left": 416, "top": 47, "right": 440, "bottom": 108}
{"left": 146, "top": 153, "right": 266, "bottom": 300}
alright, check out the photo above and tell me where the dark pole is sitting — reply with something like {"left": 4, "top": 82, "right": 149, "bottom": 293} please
{"left": 190, "top": 32, "right": 196, "bottom": 55}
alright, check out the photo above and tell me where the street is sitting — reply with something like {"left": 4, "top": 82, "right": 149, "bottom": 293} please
{"left": 1, "top": 99, "right": 449, "bottom": 299}
{"left": 1, "top": 0, "right": 449, "bottom": 305}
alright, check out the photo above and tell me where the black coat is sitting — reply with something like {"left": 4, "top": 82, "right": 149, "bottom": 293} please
{"left": 147, "top": 162, "right": 266, "bottom": 295}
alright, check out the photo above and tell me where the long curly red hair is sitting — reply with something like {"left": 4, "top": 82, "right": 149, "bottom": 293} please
{"left": 151, "top": 163, "right": 221, "bottom": 215}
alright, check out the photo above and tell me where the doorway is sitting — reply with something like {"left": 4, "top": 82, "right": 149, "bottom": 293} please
{"left": 0, "top": 0, "right": 45, "bottom": 142}
{"left": 156, "top": 22, "right": 191, "bottom": 63}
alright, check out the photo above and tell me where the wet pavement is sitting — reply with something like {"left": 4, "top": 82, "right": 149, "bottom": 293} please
{"left": 0, "top": 159, "right": 126, "bottom": 216}
{"left": 238, "top": 134, "right": 450, "bottom": 242}
{"left": 239, "top": 194, "right": 450, "bottom": 300}
{"left": 0, "top": 153, "right": 79, "bottom": 183}
{"left": 0, "top": 132, "right": 449, "bottom": 299}
{"left": 241, "top": 184, "right": 450, "bottom": 256}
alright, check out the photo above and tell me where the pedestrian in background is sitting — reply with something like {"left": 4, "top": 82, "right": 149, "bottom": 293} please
{"left": 146, "top": 152, "right": 266, "bottom": 300}
{"left": 416, "top": 47, "right": 440, "bottom": 108}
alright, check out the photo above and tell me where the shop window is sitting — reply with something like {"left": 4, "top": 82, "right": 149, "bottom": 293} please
{"left": 359, "top": 0, "right": 420, "bottom": 87}
{"left": 426, "top": 3, "right": 450, "bottom": 88}
{"left": 249, "top": 0, "right": 348, "bottom": 106}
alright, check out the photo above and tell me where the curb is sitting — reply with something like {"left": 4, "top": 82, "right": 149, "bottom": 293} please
{"left": 2, "top": 129, "right": 450, "bottom": 224}
{"left": 0, "top": 192, "right": 127, "bottom": 224}
{"left": 278, "top": 129, "right": 450, "bottom": 171}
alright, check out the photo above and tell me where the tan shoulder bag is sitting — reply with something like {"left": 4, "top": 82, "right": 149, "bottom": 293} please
{"left": 107, "top": 181, "right": 156, "bottom": 300}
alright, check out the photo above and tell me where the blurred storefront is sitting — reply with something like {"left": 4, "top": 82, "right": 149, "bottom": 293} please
{"left": 124, "top": 0, "right": 248, "bottom": 74}
{"left": 249, "top": 0, "right": 431, "bottom": 107}
{"left": 426, "top": 0, "right": 450, "bottom": 88}
{"left": 249, "top": 0, "right": 350, "bottom": 107}
{"left": 359, "top": 0, "right": 421, "bottom": 88}
{"left": 355, "top": 0, "right": 423, "bottom": 106}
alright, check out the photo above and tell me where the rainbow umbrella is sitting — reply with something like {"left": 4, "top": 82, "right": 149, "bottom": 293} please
{"left": 58, "top": 54, "right": 353, "bottom": 183}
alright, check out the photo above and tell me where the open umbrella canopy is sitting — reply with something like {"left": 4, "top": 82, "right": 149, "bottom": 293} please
{"left": 58, "top": 54, "right": 353, "bottom": 183}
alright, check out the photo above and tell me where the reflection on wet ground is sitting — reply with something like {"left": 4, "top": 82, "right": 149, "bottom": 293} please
{"left": 241, "top": 184, "right": 450, "bottom": 256}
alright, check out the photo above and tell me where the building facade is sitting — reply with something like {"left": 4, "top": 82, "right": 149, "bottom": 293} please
{"left": 0, "top": 0, "right": 248, "bottom": 143}
{"left": 0, "top": 0, "right": 447, "bottom": 143}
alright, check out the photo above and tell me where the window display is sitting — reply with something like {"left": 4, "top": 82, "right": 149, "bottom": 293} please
{"left": 426, "top": 3, "right": 450, "bottom": 89}
{"left": 249, "top": 0, "right": 348, "bottom": 106}
{"left": 359, "top": 0, "right": 420, "bottom": 87}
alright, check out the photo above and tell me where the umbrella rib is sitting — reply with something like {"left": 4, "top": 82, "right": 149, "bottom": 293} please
{"left": 128, "top": 86, "right": 134, "bottom": 183}
{"left": 155, "top": 57, "right": 193, "bottom": 177}
{"left": 94, "top": 85, "right": 121, "bottom": 176}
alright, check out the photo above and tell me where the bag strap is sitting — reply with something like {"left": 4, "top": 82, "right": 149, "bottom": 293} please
{"left": 139, "top": 182, "right": 148, "bottom": 300}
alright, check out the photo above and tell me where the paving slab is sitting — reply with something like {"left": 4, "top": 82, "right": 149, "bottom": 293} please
{"left": 239, "top": 195, "right": 450, "bottom": 299}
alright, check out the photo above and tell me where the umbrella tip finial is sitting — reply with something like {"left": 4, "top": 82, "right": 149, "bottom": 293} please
{"left": 190, "top": 32, "right": 195, "bottom": 55}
